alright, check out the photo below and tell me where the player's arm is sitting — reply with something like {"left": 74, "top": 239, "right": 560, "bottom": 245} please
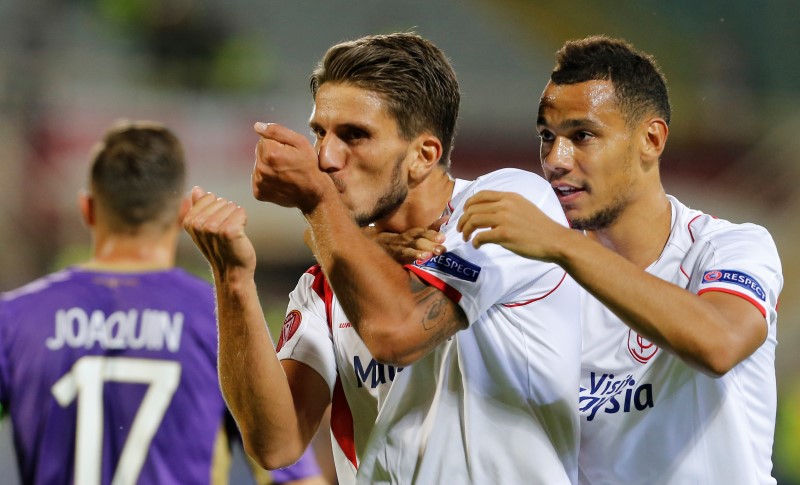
{"left": 310, "top": 202, "right": 465, "bottom": 366}
{"left": 459, "top": 190, "right": 768, "bottom": 377}
{"left": 252, "top": 123, "right": 466, "bottom": 367}
{"left": 184, "top": 188, "right": 329, "bottom": 469}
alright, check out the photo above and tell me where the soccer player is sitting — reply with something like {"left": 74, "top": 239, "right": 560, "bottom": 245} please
{"left": 458, "top": 36, "right": 783, "bottom": 484}
{"left": 0, "top": 121, "right": 325, "bottom": 485}
{"left": 184, "top": 32, "right": 582, "bottom": 484}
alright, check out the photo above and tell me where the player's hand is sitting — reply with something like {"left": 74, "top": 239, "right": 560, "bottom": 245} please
{"left": 183, "top": 187, "right": 257, "bottom": 277}
{"left": 368, "top": 216, "right": 449, "bottom": 264}
{"left": 251, "top": 122, "right": 336, "bottom": 213}
{"left": 458, "top": 190, "right": 565, "bottom": 262}
{"left": 302, "top": 216, "right": 448, "bottom": 264}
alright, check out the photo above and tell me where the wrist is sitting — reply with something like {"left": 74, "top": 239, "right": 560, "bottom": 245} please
{"left": 214, "top": 265, "right": 257, "bottom": 292}
{"left": 554, "top": 227, "right": 588, "bottom": 272}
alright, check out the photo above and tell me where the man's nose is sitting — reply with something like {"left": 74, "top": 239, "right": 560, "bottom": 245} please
{"left": 542, "top": 136, "right": 574, "bottom": 173}
{"left": 318, "top": 137, "right": 346, "bottom": 171}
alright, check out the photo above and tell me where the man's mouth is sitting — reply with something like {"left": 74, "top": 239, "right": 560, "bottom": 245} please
{"left": 552, "top": 183, "right": 585, "bottom": 201}
{"left": 329, "top": 174, "right": 346, "bottom": 194}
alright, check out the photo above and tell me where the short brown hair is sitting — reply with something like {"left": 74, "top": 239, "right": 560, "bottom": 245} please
{"left": 89, "top": 121, "right": 186, "bottom": 232}
{"left": 310, "top": 32, "right": 460, "bottom": 168}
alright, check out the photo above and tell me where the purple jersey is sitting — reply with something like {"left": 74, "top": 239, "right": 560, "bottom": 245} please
{"left": 0, "top": 267, "right": 320, "bottom": 484}
{"left": 271, "top": 454, "right": 322, "bottom": 484}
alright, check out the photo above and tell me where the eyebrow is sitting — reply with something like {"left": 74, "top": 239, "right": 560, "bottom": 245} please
{"left": 308, "top": 120, "right": 373, "bottom": 133}
{"left": 536, "top": 116, "right": 604, "bottom": 131}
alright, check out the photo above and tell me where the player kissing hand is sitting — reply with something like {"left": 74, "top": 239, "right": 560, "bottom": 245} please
{"left": 252, "top": 122, "right": 337, "bottom": 214}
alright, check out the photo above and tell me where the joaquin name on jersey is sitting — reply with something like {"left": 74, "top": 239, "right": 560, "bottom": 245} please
{"left": 45, "top": 306, "right": 184, "bottom": 352}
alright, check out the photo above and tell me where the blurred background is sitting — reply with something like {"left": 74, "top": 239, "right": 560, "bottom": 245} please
{"left": 1, "top": 0, "right": 797, "bottom": 482}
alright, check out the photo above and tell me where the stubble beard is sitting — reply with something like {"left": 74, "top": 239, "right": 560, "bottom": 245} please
{"left": 338, "top": 153, "right": 408, "bottom": 227}
{"left": 569, "top": 152, "right": 635, "bottom": 231}
{"left": 569, "top": 198, "right": 627, "bottom": 230}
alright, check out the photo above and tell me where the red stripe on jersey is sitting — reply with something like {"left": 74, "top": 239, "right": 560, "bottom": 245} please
{"left": 502, "top": 271, "right": 567, "bottom": 307}
{"left": 313, "top": 265, "right": 356, "bottom": 466}
{"left": 322, "top": 278, "right": 334, "bottom": 333}
{"left": 405, "top": 265, "right": 463, "bottom": 303}
{"left": 308, "top": 265, "right": 336, "bottom": 334}
{"left": 687, "top": 214, "right": 703, "bottom": 242}
{"left": 698, "top": 287, "right": 767, "bottom": 318}
{"left": 330, "top": 376, "right": 358, "bottom": 469}
{"left": 308, "top": 265, "right": 325, "bottom": 300}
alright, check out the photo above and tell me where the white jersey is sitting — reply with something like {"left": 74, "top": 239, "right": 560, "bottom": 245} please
{"left": 357, "top": 168, "right": 583, "bottom": 484}
{"left": 578, "top": 195, "right": 783, "bottom": 485}
{"left": 276, "top": 265, "right": 400, "bottom": 485}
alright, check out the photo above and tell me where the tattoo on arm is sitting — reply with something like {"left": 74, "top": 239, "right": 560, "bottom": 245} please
{"left": 419, "top": 291, "right": 448, "bottom": 331}
{"left": 408, "top": 276, "right": 467, "bottom": 351}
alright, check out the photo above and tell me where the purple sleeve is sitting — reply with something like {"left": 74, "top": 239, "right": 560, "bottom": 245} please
{"left": 270, "top": 445, "right": 323, "bottom": 483}
{"left": 0, "top": 301, "right": 9, "bottom": 407}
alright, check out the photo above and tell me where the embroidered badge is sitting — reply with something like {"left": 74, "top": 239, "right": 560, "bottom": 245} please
{"left": 277, "top": 310, "right": 302, "bottom": 351}
{"left": 628, "top": 329, "right": 659, "bottom": 364}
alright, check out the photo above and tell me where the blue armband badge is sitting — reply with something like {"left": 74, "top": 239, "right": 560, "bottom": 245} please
{"left": 414, "top": 252, "right": 481, "bottom": 282}
{"left": 702, "top": 269, "right": 766, "bottom": 301}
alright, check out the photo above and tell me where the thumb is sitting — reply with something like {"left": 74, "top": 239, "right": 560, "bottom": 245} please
{"left": 191, "top": 186, "right": 207, "bottom": 204}
{"left": 429, "top": 215, "right": 450, "bottom": 232}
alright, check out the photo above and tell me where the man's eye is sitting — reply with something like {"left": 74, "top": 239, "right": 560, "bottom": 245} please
{"left": 347, "top": 130, "right": 367, "bottom": 141}
{"left": 539, "top": 131, "right": 554, "bottom": 142}
{"left": 575, "top": 131, "right": 593, "bottom": 141}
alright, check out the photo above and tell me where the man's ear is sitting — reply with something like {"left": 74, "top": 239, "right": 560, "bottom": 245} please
{"left": 177, "top": 195, "right": 191, "bottom": 223}
{"left": 640, "top": 118, "right": 669, "bottom": 169}
{"left": 78, "top": 190, "right": 94, "bottom": 227}
{"left": 409, "top": 134, "right": 443, "bottom": 184}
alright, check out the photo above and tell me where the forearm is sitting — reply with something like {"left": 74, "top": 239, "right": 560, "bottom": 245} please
{"left": 213, "top": 269, "right": 311, "bottom": 467}
{"left": 558, "top": 230, "right": 753, "bottom": 375}
{"left": 304, "top": 199, "right": 442, "bottom": 365}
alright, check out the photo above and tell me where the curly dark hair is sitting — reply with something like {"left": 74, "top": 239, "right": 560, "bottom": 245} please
{"left": 551, "top": 35, "right": 671, "bottom": 127}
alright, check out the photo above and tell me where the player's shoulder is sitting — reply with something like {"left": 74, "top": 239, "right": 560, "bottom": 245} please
{"left": 167, "top": 268, "right": 214, "bottom": 292}
{"left": 471, "top": 167, "right": 550, "bottom": 193}
{"left": 451, "top": 168, "right": 553, "bottom": 212}
{"left": 1, "top": 268, "right": 75, "bottom": 303}
{"left": 672, "top": 196, "right": 776, "bottom": 248}
{"left": 292, "top": 264, "right": 330, "bottom": 301}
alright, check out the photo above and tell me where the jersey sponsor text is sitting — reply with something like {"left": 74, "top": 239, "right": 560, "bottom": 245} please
{"left": 353, "top": 356, "right": 403, "bottom": 388}
{"left": 580, "top": 372, "right": 654, "bottom": 421}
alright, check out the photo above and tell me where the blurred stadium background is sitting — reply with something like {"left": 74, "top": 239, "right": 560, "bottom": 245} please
{"left": 1, "top": 0, "right": 798, "bottom": 483}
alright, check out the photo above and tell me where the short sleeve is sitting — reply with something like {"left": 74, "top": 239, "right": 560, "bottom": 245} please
{"left": 688, "top": 222, "right": 782, "bottom": 324}
{"left": 276, "top": 269, "right": 338, "bottom": 397}
{"left": 407, "top": 169, "right": 569, "bottom": 323}
{"left": 0, "top": 298, "right": 10, "bottom": 407}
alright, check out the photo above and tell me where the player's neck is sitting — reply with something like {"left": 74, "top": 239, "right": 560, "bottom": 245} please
{"left": 84, "top": 232, "right": 177, "bottom": 272}
{"left": 374, "top": 169, "right": 455, "bottom": 233}
{"left": 587, "top": 189, "right": 672, "bottom": 269}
